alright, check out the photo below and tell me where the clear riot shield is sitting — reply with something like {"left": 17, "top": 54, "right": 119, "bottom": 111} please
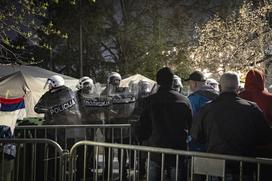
{"left": 108, "top": 87, "right": 136, "bottom": 123}
{"left": 78, "top": 83, "right": 111, "bottom": 125}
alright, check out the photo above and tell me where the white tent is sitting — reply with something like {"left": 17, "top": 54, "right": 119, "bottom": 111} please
{"left": 0, "top": 65, "right": 79, "bottom": 118}
{"left": 120, "top": 74, "right": 156, "bottom": 87}
{"left": 0, "top": 64, "right": 78, "bottom": 90}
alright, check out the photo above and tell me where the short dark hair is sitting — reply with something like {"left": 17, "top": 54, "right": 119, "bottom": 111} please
{"left": 156, "top": 67, "right": 174, "bottom": 87}
{"left": 184, "top": 71, "right": 206, "bottom": 82}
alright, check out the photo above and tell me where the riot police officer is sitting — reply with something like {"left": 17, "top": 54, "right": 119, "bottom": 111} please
{"left": 103, "top": 72, "right": 135, "bottom": 181}
{"left": 35, "top": 75, "right": 81, "bottom": 125}
{"left": 34, "top": 75, "right": 81, "bottom": 181}
{"left": 173, "top": 75, "right": 183, "bottom": 93}
{"left": 76, "top": 76, "right": 110, "bottom": 180}
{"left": 105, "top": 72, "right": 125, "bottom": 96}
{"left": 76, "top": 76, "right": 103, "bottom": 124}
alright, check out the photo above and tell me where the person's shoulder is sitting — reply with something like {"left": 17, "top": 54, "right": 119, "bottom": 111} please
{"left": 62, "top": 85, "right": 73, "bottom": 91}
{"left": 42, "top": 90, "right": 52, "bottom": 97}
{"left": 236, "top": 96, "right": 259, "bottom": 108}
{"left": 238, "top": 89, "right": 250, "bottom": 98}
{"left": 168, "top": 90, "right": 191, "bottom": 105}
{"left": 188, "top": 91, "right": 204, "bottom": 100}
{"left": 173, "top": 90, "right": 188, "bottom": 99}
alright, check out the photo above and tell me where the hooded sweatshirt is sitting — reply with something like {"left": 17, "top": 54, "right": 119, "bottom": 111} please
{"left": 239, "top": 69, "right": 272, "bottom": 126}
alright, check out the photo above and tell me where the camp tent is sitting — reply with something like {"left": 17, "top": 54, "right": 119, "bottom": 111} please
{"left": 120, "top": 74, "right": 156, "bottom": 87}
{"left": 0, "top": 64, "right": 78, "bottom": 90}
{"left": 0, "top": 65, "right": 79, "bottom": 118}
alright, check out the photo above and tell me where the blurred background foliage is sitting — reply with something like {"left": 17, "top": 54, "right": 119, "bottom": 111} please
{"left": 1, "top": 0, "right": 272, "bottom": 86}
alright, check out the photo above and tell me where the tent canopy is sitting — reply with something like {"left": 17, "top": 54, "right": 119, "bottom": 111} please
{"left": 120, "top": 74, "right": 156, "bottom": 87}
{"left": 0, "top": 64, "right": 78, "bottom": 90}
{"left": 0, "top": 65, "right": 79, "bottom": 118}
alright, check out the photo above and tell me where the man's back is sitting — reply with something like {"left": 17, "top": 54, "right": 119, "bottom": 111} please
{"left": 191, "top": 92, "right": 271, "bottom": 157}
{"left": 137, "top": 87, "right": 192, "bottom": 150}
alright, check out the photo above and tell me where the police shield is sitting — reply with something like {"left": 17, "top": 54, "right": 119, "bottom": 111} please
{"left": 79, "top": 94, "right": 111, "bottom": 124}
{"left": 108, "top": 87, "right": 136, "bottom": 123}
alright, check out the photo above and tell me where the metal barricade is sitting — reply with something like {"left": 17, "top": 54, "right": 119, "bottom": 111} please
{"left": 14, "top": 124, "right": 133, "bottom": 149}
{"left": 68, "top": 141, "right": 272, "bottom": 181}
{"left": 0, "top": 138, "right": 67, "bottom": 181}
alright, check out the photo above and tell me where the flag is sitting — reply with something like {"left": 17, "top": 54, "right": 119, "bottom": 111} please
{"left": 0, "top": 97, "right": 26, "bottom": 134}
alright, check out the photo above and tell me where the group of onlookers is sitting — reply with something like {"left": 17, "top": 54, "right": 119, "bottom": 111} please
{"left": 135, "top": 67, "right": 272, "bottom": 181}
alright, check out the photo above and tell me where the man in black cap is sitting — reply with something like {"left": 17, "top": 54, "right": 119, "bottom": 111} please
{"left": 185, "top": 71, "right": 218, "bottom": 115}
{"left": 135, "top": 67, "right": 192, "bottom": 181}
{"left": 185, "top": 71, "right": 218, "bottom": 153}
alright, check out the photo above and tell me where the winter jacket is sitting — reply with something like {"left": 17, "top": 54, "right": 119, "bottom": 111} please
{"left": 188, "top": 85, "right": 219, "bottom": 115}
{"left": 34, "top": 86, "right": 81, "bottom": 125}
{"left": 191, "top": 92, "right": 272, "bottom": 157}
{"left": 239, "top": 69, "right": 272, "bottom": 126}
{"left": 135, "top": 86, "right": 192, "bottom": 165}
{"left": 188, "top": 85, "right": 219, "bottom": 151}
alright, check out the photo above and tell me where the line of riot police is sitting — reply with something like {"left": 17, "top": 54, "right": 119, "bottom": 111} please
{"left": 33, "top": 72, "right": 183, "bottom": 181}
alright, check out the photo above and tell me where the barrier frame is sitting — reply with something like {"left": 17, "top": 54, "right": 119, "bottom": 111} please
{"left": 0, "top": 138, "right": 68, "bottom": 181}
{"left": 68, "top": 140, "right": 272, "bottom": 181}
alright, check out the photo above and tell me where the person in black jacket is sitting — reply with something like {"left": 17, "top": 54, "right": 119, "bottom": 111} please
{"left": 191, "top": 72, "right": 272, "bottom": 181}
{"left": 136, "top": 67, "right": 192, "bottom": 181}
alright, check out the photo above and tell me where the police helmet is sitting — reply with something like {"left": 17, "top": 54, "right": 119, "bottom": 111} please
{"left": 139, "top": 80, "right": 151, "bottom": 93}
{"left": 206, "top": 78, "right": 219, "bottom": 91}
{"left": 173, "top": 75, "right": 183, "bottom": 88}
{"left": 45, "top": 75, "right": 65, "bottom": 89}
{"left": 77, "top": 76, "right": 94, "bottom": 89}
{"left": 107, "top": 72, "right": 121, "bottom": 85}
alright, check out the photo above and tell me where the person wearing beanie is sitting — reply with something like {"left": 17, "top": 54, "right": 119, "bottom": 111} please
{"left": 135, "top": 67, "right": 192, "bottom": 181}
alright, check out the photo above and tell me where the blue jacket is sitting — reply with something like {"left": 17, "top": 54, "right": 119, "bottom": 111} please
{"left": 188, "top": 85, "right": 219, "bottom": 115}
{"left": 188, "top": 85, "right": 218, "bottom": 151}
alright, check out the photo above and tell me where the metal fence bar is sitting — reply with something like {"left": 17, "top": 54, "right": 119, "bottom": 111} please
{"left": 68, "top": 141, "right": 272, "bottom": 181}
{"left": 107, "top": 147, "right": 111, "bottom": 181}
{"left": 120, "top": 148, "right": 124, "bottom": 181}
{"left": 147, "top": 152, "right": 150, "bottom": 181}
{"left": 161, "top": 153, "right": 164, "bottom": 181}
{"left": 133, "top": 150, "right": 137, "bottom": 181}
{"left": 95, "top": 146, "right": 99, "bottom": 181}
{"left": 175, "top": 154, "right": 179, "bottom": 181}
{"left": 0, "top": 138, "right": 67, "bottom": 181}
{"left": 239, "top": 161, "right": 243, "bottom": 181}
{"left": 44, "top": 143, "right": 49, "bottom": 181}
{"left": 257, "top": 163, "right": 260, "bottom": 181}
{"left": 83, "top": 144, "right": 87, "bottom": 181}
{"left": 15, "top": 124, "right": 132, "bottom": 146}
{"left": 15, "top": 124, "right": 132, "bottom": 130}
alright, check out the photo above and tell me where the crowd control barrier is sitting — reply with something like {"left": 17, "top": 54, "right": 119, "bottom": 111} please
{"left": 0, "top": 138, "right": 67, "bottom": 181}
{"left": 69, "top": 141, "right": 272, "bottom": 181}
{"left": 14, "top": 124, "right": 132, "bottom": 149}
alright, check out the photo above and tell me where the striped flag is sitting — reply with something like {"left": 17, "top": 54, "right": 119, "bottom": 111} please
{"left": 0, "top": 97, "right": 26, "bottom": 134}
